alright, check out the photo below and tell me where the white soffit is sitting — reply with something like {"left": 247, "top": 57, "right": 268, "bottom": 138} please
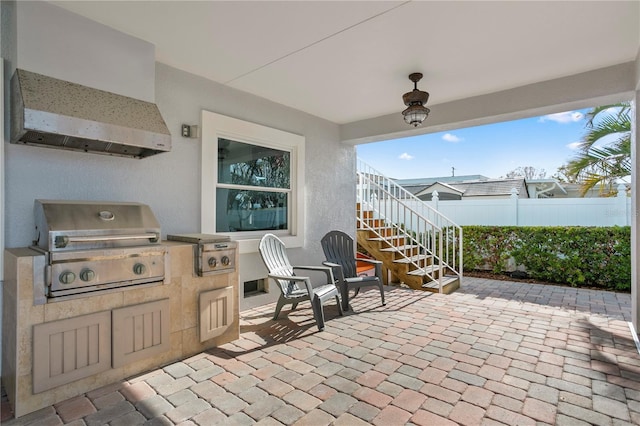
{"left": 52, "top": 1, "right": 639, "bottom": 125}
{"left": 50, "top": 1, "right": 401, "bottom": 84}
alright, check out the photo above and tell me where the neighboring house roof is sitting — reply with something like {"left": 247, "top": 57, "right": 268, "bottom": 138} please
{"left": 406, "top": 177, "right": 529, "bottom": 199}
{"left": 415, "top": 182, "right": 464, "bottom": 198}
{"left": 393, "top": 175, "right": 490, "bottom": 186}
{"left": 455, "top": 178, "right": 528, "bottom": 198}
{"left": 401, "top": 185, "right": 429, "bottom": 196}
{"left": 453, "top": 178, "right": 528, "bottom": 197}
{"left": 404, "top": 176, "right": 627, "bottom": 199}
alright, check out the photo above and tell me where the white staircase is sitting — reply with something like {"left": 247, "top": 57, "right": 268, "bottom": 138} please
{"left": 356, "top": 159, "right": 462, "bottom": 293}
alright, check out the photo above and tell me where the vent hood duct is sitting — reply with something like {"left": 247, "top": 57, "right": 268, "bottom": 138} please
{"left": 10, "top": 69, "right": 171, "bottom": 158}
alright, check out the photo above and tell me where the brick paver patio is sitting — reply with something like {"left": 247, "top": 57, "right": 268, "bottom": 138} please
{"left": 3, "top": 277, "right": 638, "bottom": 425}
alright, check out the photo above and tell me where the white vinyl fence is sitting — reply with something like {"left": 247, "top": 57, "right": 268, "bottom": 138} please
{"left": 393, "top": 185, "right": 631, "bottom": 227}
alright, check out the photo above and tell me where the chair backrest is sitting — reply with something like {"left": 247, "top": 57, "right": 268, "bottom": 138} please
{"left": 258, "top": 233, "right": 297, "bottom": 296}
{"left": 321, "top": 230, "right": 358, "bottom": 278}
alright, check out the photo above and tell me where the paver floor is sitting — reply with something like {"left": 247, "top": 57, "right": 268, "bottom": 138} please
{"left": 3, "top": 277, "right": 639, "bottom": 425}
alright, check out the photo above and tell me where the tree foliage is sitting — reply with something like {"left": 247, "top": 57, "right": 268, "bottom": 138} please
{"left": 563, "top": 103, "right": 631, "bottom": 196}
{"left": 551, "top": 164, "right": 582, "bottom": 184}
{"left": 502, "top": 166, "right": 546, "bottom": 180}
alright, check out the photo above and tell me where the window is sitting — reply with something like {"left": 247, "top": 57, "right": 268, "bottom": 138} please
{"left": 201, "top": 111, "right": 305, "bottom": 253}
{"left": 216, "top": 139, "right": 290, "bottom": 232}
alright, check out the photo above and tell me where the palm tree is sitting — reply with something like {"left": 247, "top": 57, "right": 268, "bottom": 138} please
{"left": 565, "top": 102, "right": 631, "bottom": 196}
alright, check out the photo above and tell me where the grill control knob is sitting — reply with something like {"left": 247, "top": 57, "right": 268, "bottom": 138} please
{"left": 133, "top": 263, "right": 146, "bottom": 275}
{"left": 221, "top": 256, "right": 230, "bottom": 266}
{"left": 208, "top": 257, "right": 217, "bottom": 268}
{"left": 59, "top": 271, "right": 76, "bottom": 285}
{"left": 79, "top": 269, "right": 95, "bottom": 282}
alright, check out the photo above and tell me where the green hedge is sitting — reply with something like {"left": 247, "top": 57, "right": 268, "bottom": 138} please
{"left": 462, "top": 226, "right": 631, "bottom": 291}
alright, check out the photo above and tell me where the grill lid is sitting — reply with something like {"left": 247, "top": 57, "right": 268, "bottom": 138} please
{"left": 33, "top": 200, "right": 161, "bottom": 251}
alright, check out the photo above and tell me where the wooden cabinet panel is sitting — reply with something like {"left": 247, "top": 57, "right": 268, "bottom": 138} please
{"left": 200, "top": 286, "right": 234, "bottom": 342}
{"left": 112, "top": 299, "right": 170, "bottom": 368}
{"left": 33, "top": 311, "right": 111, "bottom": 394}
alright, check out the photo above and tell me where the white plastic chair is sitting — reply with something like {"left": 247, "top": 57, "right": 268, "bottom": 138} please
{"left": 258, "top": 233, "right": 343, "bottom": 331}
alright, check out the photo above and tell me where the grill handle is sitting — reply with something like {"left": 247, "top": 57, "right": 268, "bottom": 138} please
{"left": 55, "top": 233, "right": 159, "bottom": 248}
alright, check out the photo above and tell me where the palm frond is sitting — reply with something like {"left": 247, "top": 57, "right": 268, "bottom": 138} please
{"left": 585, "top": 102, "right": 631, "bottom": 128}
{"left": 564, "top": 101, "right": 632, "bottom": 197}
{"left": 581, "top": 113, "right": 630, "bottom": 150}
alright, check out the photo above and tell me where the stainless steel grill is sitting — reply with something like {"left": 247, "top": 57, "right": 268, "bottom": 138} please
{"left": 31, "top": 200, "right": 168, "bottom": 303}
{"left": 167, "top": 233, "right": 236, "bottom": 276}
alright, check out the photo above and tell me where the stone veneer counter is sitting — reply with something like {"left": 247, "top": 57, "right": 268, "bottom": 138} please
{"left": 2, "top": 241, "right": 239, "bottom": 418}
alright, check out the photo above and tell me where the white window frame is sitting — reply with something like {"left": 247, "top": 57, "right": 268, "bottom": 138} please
{"left": 201, "top": 111, "right": 305, "bottom": 254}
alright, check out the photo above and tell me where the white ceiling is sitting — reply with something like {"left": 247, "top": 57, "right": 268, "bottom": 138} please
{"left": 52, "top": 1, "right": 640, "bottom": 125}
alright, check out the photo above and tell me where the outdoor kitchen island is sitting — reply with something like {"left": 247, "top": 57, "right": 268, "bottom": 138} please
{"left": 2, "top": 239, "right": 239, "bottom": 418}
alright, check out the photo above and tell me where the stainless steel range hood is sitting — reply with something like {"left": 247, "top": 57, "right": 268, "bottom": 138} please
{"left": 11, "top": 69, "right": 171, "bottom": 158}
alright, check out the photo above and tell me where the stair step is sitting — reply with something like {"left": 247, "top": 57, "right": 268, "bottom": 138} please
{"left": 360, "top": 225, "right": 394, "bottom": 230}
{"left": 406, "top": 264, "right": 442, "bottom": 275}
{"left": 369, "top": 236, "right": 405, "bottom": 244}
{"left": 369, "top": 234, "right": 403, "bottom": 239}
{"left": 380, "top": 244, "right": 419, "bottom": 252}
{"left": 394, "top": 254, "right": 433, "bottom": 264}
{"left": 421, "top": 276, "right": 460, "bottom": 294}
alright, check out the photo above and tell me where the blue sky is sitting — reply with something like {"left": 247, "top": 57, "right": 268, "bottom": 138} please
{"left": 356, "top": 109, "right": 590, "bottom": 180}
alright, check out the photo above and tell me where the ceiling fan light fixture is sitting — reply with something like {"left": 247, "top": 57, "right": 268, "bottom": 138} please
{"left": 401, "top": 72, "right": 430, "bottom": 127}
{"left": 402, "top": 104, "right": 430, "bottom": 127}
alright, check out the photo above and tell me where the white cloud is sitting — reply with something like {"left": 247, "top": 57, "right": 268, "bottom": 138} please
{"left": 567, "top": 141, "right": 582, "bottom": 150}
{"left": 539, "top": 111, "right": 584, "bottom": 124}
{"left": 398, "top": 152, "right": 414, "bottom": 160}
{"left": 442, "top": 133, "right": 462, "bottom": 143}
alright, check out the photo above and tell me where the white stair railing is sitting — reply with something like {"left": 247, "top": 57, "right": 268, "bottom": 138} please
{"left": 357, "top": 159, "right": 463, "bottom": 292}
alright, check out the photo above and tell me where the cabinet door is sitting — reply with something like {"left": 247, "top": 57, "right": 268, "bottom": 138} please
{"left": 33, "top": 311, "right": 111, "bottom": 393}
{"left": 112, "top": 299, "right": 170, "bottom": 368}
{"left": 200, "top": 286, "right": 234, "bottom": 342}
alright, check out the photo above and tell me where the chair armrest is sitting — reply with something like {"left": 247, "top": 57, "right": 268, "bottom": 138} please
{"left": 293, "top": 265, "right": 336, "bottom": 284}
{"left": 267, "top": 273, "right": 308, "bottom": 282}
{"left": 322, "top": 262, "right": 345, "bottom": 282}
{"left": 293, "top": 265, "right": 334, "bottom": 272}
{"left": 267, "top": 273, "right": 315, "bottom": 297}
